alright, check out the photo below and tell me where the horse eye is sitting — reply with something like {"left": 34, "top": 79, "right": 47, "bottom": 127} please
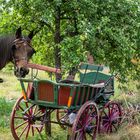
{"left": 12, "top": 45, "right": 16, "bottom": 51}
{"left": 28, "top": 49, "right": 36, "bottom": 57}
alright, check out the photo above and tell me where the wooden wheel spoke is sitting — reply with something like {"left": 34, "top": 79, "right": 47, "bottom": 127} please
{"left": 103, "top": 110, "right": 109, "bottom": 118}
{"left": 108, "top": 106, "right": 111, "bottom": 117}
{"left": 75, "top": 127, "right": 83, "bottom": 134}
{"left": 78, "top": 131, "right": 86, "bottom": 140}
{"left": 34, "top": 110, "right": 43, "bottom": 116}
{"left": 26, "top": 124, "right": 30, "bottom": 139}
{"left": 106, "top": 124, "right": 111, "bottom": 132}
{"left": 18, "top": 105, "right": 31, "bottom": 118}
{"left": 110, "top": 104, "right": 115, "bottom": 115}
{"left": 60, "top": 113, "right": 68, "bottom": 119}
{"left": 59, "top": 110, "right": 67, "bottom": 114}
{"left": 19, "top": 124, "right": 29, "bottom": 138}
{"left": 18, "top": 104, "right": 25, "bottom": 112}
{"left": 15, "top": 120, "right": 28, "bottom": 130}
{"left": 111, "top": 112, "right": 119, "bottom": 120}
{"left": 112, "top": 123, "right": 118, "bottom": 131}
{"left": 29, "top": 107, "right": 33, "bottom": 115}
{"left": 33, "top": 105, "right": 38, "bottom": 114}
{"left": 83, "top": 133, "right": 87, "bottom": 140}
{"left": 35, "top": 127, "right": 42, "bottom": 134}
{"left": 102, "top": 118, "right": 109, "bottom": 122}
{"left": 82, "top": 106, "right": 91, "bottom": 122}
{"left": 86, "top": 116, "right": 95, "bottom": 126}
{"left": 32, "top": 126, "right": 34, "bottom": 136}
{"left": 78, "top": 119, "right": 83, "bottom": 127}
{"left": 103, "top": 120, "right": 109, "bottom": 127}
{"left": 14, "top": 116, "right": 27, "bottom": 119}
{"left": 60, "top": 115, "right": 68, "bottom": 123}
{"left": 25, "top": 102, "right": 32, "bottom": 116}
{"left": 109, "top": 124, "right": 113, "bottom": 132}
{"left": 87, "top": 131, "right": 93, "bottom": 137}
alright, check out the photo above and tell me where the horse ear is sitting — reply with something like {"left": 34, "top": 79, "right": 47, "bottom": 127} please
{"left": 16, "top": 27, "right": 22, "bottom": 39}
{"left": 28, "top": 30, "right": 34, "bottom": 40}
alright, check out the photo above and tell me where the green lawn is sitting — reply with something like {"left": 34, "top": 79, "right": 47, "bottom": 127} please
{"left": 0, "top": 70, "right": 140, "bottom": 140}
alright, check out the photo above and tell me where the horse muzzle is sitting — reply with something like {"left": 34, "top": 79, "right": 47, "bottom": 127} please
{"left": 14, "top": 67, "right": 29, "bottom": 78}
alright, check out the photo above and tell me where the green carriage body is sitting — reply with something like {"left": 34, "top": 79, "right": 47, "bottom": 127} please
{"left": 20, "top": 63, "right": 114, "bottom": 110}
{"left": 11, "top": 63, "right": 121, "bottom": 140}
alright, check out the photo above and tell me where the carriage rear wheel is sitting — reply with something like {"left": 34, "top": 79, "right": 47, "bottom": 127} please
{"left": 100, "top": 101, "right": 122, "bottom": 133}
{"left": 10, "top": 96, "right": 46, "bottom": 140}
{"left": 56, "top": 109, "right": 69, "bottom": 129}
{"left": 71, "top": 101, "right": 99, "bottom": 140}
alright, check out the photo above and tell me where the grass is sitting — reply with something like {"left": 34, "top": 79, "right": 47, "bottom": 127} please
{"left": 0, "top": 97, "right": 15, "bottom": 139}
{"left": 0, "top": 70, "right": 67, "bottom": 140}
{"left": 0, "top": 70, "right": 140, "bottom": 140}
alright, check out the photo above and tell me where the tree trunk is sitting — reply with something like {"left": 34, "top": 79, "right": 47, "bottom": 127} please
{"left": 54, "top": 6, "right": 62, "bottom": 81}
{"left": 66, "top": 67, "right": 78, "bottom": 80}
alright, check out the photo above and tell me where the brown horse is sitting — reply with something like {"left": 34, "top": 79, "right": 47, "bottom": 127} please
{"left": 0, "top": 27, "right": 36, "bottom": 82}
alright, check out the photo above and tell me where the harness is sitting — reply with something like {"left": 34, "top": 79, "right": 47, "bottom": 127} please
{"left": 11, "top": 37, "right": 31, "bottom": 68}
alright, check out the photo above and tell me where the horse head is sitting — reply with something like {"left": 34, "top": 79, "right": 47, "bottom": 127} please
{"left": 12, "top": 27, "right": 36, "bottom": 77}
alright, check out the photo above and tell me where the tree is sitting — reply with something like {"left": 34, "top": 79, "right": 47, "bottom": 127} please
{"left": 0, "top": 0, "right": 139, "bottom": 82}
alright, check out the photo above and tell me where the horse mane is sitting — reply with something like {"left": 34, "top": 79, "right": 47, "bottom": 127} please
{"left": 0, "top": 35, "right": 15, "bottom": 69}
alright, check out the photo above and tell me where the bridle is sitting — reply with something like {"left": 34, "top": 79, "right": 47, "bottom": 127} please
{"left": 11, "top": 37, "right": 31, "bottom": 67}
{"left": 11, "top": 37, "right": 33, "bottom": 77}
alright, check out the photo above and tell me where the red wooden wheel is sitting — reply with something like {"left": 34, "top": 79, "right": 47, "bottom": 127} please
{"left": 10, "top": 96, "right": 46, "bottom": 140}
{"left": 100, "top": 101, "right": 122, "bottom": 133}
{"left": 56, "top": 109, "right": 69, "bottom": 129}
{"left": 71, "top": 101, "right": 99, "bottom": 140}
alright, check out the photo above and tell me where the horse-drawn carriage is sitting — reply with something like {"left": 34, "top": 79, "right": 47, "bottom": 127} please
{"left": 10, "top": 63, "right": 122, "bottom": 140}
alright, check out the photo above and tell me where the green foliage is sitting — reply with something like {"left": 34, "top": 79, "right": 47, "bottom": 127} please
{"left": 61, "top": 35, "right": 86, "bottom": 70}
{"left": 0, "top": 0, "right": 139, "bottom": 83}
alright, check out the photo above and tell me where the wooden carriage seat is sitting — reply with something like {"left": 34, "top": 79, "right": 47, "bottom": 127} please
{"left": 79, "top": 63, "right": 114, "bottom": 95}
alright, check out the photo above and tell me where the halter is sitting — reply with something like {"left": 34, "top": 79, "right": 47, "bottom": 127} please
{"left": 13, "top": 38, "right": 31, "bottom": 47}
{"left": 11, "top": 37, "right": 30, "bottom": 66}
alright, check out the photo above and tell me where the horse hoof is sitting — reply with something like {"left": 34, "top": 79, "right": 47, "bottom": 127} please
{"left": 0, "top": 78, "right": 3, "bottom": 83}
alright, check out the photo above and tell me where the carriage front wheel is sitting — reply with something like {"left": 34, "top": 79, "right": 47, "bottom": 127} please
{"left": 71, "top": 101, "right": 99, "bottom": 140}
{"left": 10, "top": 96, "right": 46, "bottom": 140}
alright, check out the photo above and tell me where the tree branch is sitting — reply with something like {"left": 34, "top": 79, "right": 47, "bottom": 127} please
{"left": 60, "top": 17, "right": 75, "bottom": 20}
{"left": 39, "top": 20, "right": 54, "bottom": 33}
{"left": 65, "top": 14, "right": 79, "bottom": 37}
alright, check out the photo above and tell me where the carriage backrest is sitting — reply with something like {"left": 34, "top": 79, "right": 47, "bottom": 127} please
{"left": 79, "top": 63, "right": 113, "bottom": 85}
{"left": 79, "top": 63, "right": 115, "bottom": 101}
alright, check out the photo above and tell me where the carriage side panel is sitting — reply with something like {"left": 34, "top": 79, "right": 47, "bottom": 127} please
{"left": 37, "top": 82, "right": 54, "bottom": 102}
